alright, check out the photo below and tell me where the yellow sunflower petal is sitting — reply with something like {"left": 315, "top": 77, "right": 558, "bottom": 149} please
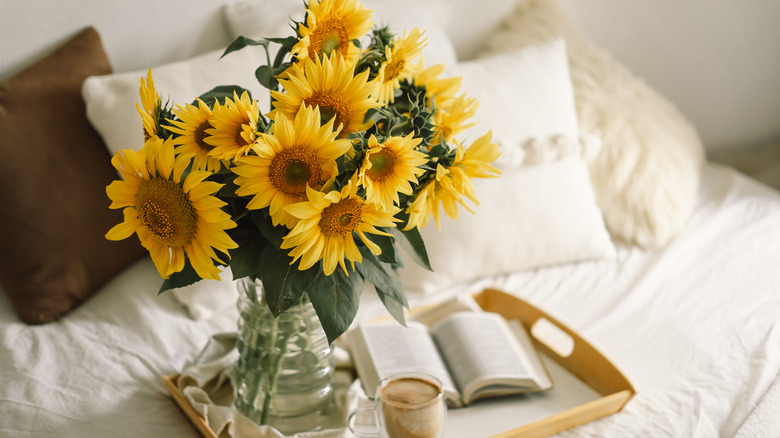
{"left": 106, "top": 181, "right": 138, "bottom": 209}
{"left": 106, "top": 215, "right": 141, "bottom": 241}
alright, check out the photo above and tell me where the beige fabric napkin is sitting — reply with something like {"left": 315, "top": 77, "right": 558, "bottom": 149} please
{"left": 177, "top": 333, "right": 363, "bottom": 438}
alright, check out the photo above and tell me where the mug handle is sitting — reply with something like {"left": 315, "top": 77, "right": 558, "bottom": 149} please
{"left": 347, "top": 405, "right": 380, "bottom": 437}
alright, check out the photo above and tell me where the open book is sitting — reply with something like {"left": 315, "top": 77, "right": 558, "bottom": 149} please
{"left": 349, "top": 310, "right": 553, "bottom": 407}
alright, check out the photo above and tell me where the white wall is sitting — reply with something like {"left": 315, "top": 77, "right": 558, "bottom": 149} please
{"left": 559, "top": 0, "right": 780, "bottom": 151}
{"left": 1, "top": 0, "right": 778, "bottom": 152}
{"left": 0, "top": 0, "right": 233, "bottom": 80}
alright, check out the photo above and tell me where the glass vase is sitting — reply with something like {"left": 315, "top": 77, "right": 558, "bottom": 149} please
{"left": 234, "top": 277, "right": 336, "bottom": 434}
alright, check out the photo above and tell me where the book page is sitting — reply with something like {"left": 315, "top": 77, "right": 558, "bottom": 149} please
{"left": 506, "top": 319, "right": 553, "bottom": 391}
{"left": 357, "top": 321, "right": 459, "bottom": 400}
{"left": 431, "top": 312, "right": 539, "bottom": 402}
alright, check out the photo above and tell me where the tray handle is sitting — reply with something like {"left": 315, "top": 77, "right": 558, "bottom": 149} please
{"left": 473, "top": 288, "right": 634, "bottom": 399}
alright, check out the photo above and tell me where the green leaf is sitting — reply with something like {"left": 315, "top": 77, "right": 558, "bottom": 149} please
{"left": 266, "top": 36, "right": 298, "bottom": 47}
{"left": 158, "top": 259, "right": 201, "bottom": 294}
{"left": 257, "top": 246, "right": 319, "bottom": 316}
{"left": 197, "top": 85, "right": 251, "bottom": 107}
{"left": 308, "top": 268, "right": 364, "bottom": 344}
{"left": 370, "top": 231, "right": 398, "bottom": 264}
{"left": 221, "top": 36, "right": 269, "bottom": 58}
{"left": 227, "top": 229, "right": 266, "bottom": 279}
{"left": 376, "top": 290, "right": 406, "bottom": 326}
{"left": 251, "top": 211, "right": 284, "bottom": 248}
{"left": 255, "top": 65, "right": 278, "bottom": 91}
{"left": 391, "top": 227, "right": 432, "bottom": 271}
{"left": 356, "top": 249, "right": 407, "bottom": 308}
{"left": 256, "top": 63, "right": 293, "bottom": 91}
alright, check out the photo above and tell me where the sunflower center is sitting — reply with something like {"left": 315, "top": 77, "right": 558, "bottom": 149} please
{"left": 270, "top": 147, "right": 322, "bottom": 197}
{"left": 319, "top": 198, "right": 362, "bottom": 237}
{"left": 195, "top": 121, "right": 215, "bottom": 151}
{"left": 235, "top": 126, "right": 252, "bottom": 147}
{"left": 384, "top": 59, "right": 406, "bottom": 82}
{"left": 305, "top": 92, "right": 352, "bottom": 134}
{"left": 136, "top": 178, "right": 197, "bottom": 247}
{"left": 366, "top": 148, "right": 397, "bottom": 182}
{"left": 309, "top": 18, "right": 349, "bottom": 59}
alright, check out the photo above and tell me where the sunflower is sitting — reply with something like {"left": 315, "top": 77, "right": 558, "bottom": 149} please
{"left": 357, "top": 133, "right": 427, "bottom": 209}
{"left": 105, "top": 137, "right": 238, "bottom": 280}
{"left": 270, "top": 54, "right": 380, "bottom": 138}
{"left": 405, "top": 131, "right": 500, "bottom": 230}
{"left": 136, "top": 69, "right": 162, "bottom": 141}
{"left": 204, "top": 91, "right": 260, "bottom": 160}
{"left": 374, "top": 28, "right": 426, "bottom": 104}
{"left": 281, "top": 183, "right": 399, "bottom": 275}
{"left": 434, "top": 94, "right": 478, "bottom": 144}
{"left": 232, "top": 104, "right": 352, "bottom": 228}
{"left": 292, "top": 0, "right": 374, "bottom": 67}
{"left": 166, "top": 98, "right": 225, "bottom": 172}
{"left": 412, "top": 61, "right": 462, "bottom": 110}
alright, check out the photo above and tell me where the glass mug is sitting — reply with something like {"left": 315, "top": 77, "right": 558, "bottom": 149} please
{"left": 348, "top": 372, "right": 447, "bottom": 438}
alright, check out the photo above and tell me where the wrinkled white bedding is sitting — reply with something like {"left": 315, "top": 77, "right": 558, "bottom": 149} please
{"left": 1, "top": 163, "right": 779, "bottom": 437}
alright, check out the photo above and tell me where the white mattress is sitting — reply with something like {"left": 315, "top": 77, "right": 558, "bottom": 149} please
{"left": 1, "top": 163, "right": 779, "bottom": 437}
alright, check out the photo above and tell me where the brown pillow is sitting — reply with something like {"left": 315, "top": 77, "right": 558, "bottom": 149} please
{"left": 0, "top": 27, "right": 146, "bottom": 323}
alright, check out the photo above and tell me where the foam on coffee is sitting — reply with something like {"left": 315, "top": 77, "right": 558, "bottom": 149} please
{"left": 381, "top": 377, "right": 440, "bottom": 406}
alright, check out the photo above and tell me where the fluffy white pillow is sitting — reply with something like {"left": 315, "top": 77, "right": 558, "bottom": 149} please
{"left": 222, "top": 0, "right": 458, "bottom": 67}
{"left": 399, "top": 39, "right": 614, "bottom": 294}
{"left": 484, "top": 0, "right": 705, "bottom": 248}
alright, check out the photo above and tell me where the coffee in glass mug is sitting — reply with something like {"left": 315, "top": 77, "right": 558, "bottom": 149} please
{"left": 348, "top": 372, "right": 447, "bottom": 438}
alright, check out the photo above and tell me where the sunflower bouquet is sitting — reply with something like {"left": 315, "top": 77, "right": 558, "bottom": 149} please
{"left": 105, "top": 0, "right": 500, "bottom": 344}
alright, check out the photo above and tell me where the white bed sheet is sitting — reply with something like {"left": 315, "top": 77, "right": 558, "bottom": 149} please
{"left": 1, "top": 162, "right": 779, "bottom": 437}
{"left": 0, "top": 260, "right": 239, "bottom": 437}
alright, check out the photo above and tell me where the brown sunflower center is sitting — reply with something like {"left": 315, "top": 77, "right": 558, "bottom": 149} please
{"left": 136, "top": 178, "right": 197, "bottom": 247}
{"left": 319, "top": 198, "right": 362, "bottom": 237}
{"left": 384, "top": 59, "right": 406, "bottom": 82}
{"left": 195, "top": 121, "right": 215, "bottom": 151}
{"left": 309, "top": 18, "right": 349, "bottom": 59}
{"left": 366, "top": 148, "right": 397, "bottom": 182}
{"left": 235, "top": 125, "right": 252, "bottom": 147}
{"left": 270, "top": 147, "right": 322, "bottom": 197}
{"left": 305, "top": 92, "right": 351, "bottom": 135}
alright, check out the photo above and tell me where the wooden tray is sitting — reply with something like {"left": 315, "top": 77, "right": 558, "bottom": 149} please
{"left": 162, "top": 288, "right": 634, "bottom": 438}
{"left": 472, "top": 288, "right": 635, "bottom": 437}
{"left": 161, "top": 374, "right": 218, "bottom": 438}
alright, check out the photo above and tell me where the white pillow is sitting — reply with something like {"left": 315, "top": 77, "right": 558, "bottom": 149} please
{"left": 450, "top": 39, "right": 580, "bottom": 168}
{"left": 399, "top": 39, "right": 614, "bottom": 294}
{"left": 222, "top": 0, "right": 459, "bottom": 67}
{"left": 82, "top": 45, "right": 271, "bottom": 157}
{"left": 484, "top": 0, "right": 705, "bottom": 248}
